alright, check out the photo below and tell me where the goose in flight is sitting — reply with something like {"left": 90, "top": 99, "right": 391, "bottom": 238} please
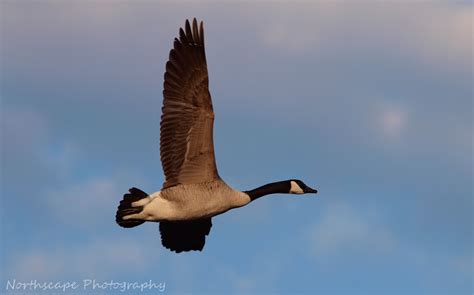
{"left": 116, "top": 18, "right": 317, "bottom": 253}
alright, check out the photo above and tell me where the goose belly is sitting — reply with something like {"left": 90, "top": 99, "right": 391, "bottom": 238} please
{"left": 160, "top": 182, "right": 238, "bottom": 220}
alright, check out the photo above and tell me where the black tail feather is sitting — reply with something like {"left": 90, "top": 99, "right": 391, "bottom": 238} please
{"left": 115, "top": 187, "right": 148, "bottom": 228}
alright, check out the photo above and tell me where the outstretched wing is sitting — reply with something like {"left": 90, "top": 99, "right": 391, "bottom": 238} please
{"left": 159, "top": 218, "right": 212, "bottom": 253}
{"left": 160, "top": 18, "right": 219, "bottom": 189}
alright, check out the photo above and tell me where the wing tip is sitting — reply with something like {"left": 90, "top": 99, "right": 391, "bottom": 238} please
{"left": 180, "top": 18, "right": 205, "bottom": 46}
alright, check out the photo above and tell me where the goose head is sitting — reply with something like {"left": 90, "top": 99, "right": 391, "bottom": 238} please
{"left": 289, "top": 179, "right": 318, "bottom": 194}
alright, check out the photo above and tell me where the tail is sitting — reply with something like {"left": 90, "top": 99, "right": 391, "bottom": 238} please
{"left": 115, "top": 187, "right": 148, "bottom": 228}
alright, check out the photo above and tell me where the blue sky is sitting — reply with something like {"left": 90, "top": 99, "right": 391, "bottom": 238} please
{"left": 1, "top": 1, "right": 472, "bottom": 294}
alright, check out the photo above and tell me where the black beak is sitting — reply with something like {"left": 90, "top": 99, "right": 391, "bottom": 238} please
{"left": 304, "top": 186, "right": 318, "bottom": 194}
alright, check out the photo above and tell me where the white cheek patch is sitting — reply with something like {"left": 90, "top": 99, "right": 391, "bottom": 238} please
{"left": 290, "top": 181, "right": 304, "bottom": 194}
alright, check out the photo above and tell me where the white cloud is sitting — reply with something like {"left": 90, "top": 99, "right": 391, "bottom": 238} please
{"left": 9, "top": 250, "right": 63, "bottom": 281}
{"left": 382, "top": 109, "right": 404, "bottom": 136}
{"left": 45, "top": 172, "right": 148, "bottom": 227}
{"left": 45, "top": 141, "right": 82, "bottom": 180}
{"left": 309, "top": 201, "right": 395, "bottom": 258}
{"left": 449, "top": 254, "right": 473, "bottom": 279}
{"left": 256, "top": 3, "right": 472, "bottom": 70}
{"left": 375, "top": 102, "right": 408, "bottom": 140}
{"left": 1, "top": 106, "right": 86, "bottom": 189}
{"left": 411, "top": 5, "right": 472, "bottom": 71}
{"left": 219, "top": 252, "right": 284, "bottom": 294}
{"left": 8, "top": 238, "right": 153, "bottom": 281}
{"left": 260, "top": 15, "right": 320, "bottom": 54}
{"left": 1, "top": 107, "right": 149, "bottom": 226}
{"left": 46, "top": 177, "right": 119, "bottom": 226}
{"left": 1, "top": 107, "right": 50, "bottom": 162}
{"left": 1, "top": 107, "right": 60, "bottom": 193}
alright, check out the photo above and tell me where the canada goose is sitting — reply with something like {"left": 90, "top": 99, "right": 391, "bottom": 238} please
{"left": 116, "top": 18, "right": 318, "bottom": 253}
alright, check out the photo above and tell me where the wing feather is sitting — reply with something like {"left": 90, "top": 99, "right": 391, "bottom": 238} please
{"left": 160, "top": 18, "right": 219, "bottom": 189}
{"left": 159, "top": 218, "right": 212, "bottom": 253}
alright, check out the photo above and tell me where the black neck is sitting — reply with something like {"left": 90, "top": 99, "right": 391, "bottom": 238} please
{"left": 244, "top": 180, "right": 292, "bottom": 201}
